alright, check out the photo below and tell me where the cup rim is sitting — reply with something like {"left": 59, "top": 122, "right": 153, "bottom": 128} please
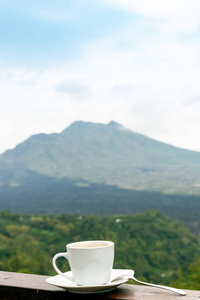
{"left": 67, "top": 240, "right": 114, "bottom": 249}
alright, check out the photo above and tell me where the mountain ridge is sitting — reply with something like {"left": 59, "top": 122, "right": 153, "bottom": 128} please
{"left": 1, "top": 120, "right": 200, "bottom": 194}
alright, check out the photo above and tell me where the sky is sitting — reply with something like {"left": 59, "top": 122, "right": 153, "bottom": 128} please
{"left": 1, "top": 0, "right": 200, "bottom": 154}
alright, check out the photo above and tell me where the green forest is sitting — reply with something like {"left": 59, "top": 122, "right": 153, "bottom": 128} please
{"left": 0, "top": 209, "right": 200, "bottom": 290}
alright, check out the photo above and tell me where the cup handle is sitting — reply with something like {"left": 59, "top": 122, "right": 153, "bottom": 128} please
{"left": 52, "top": 252, "right": 73, "bottom": 282}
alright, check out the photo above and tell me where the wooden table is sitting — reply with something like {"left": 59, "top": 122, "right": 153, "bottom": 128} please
{"left": 0, "top": 271, "right": 199, "bottom": 300}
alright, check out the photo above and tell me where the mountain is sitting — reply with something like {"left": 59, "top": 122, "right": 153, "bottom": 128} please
{"left": 1, "top": 120, "right": 200, "bottom": 195}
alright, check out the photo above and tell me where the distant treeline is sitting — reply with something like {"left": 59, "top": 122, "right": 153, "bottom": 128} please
{"left": 0, "top": 210, "right": 200, "bottom": 290}
{"left": 0, "top": 175, "right": 200, "bottom": 235}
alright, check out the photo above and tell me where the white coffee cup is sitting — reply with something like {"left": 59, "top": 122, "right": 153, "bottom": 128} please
{"left": 52, "top": 240, "right": 114, "bottom": 286}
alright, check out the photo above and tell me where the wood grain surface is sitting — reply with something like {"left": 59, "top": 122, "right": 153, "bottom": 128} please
{"left": 0, "top": 271, "right": 199, "bottom": 300}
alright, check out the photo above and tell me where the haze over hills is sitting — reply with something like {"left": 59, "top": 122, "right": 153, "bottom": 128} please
{"left": 1, "top": 120, "right": 200, "bottom": 194}
{"left": 1, "top": 120, "right": 200, "bottom": 233}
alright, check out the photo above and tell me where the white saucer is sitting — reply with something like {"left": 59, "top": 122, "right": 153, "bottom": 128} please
{"left": 46, "top": 269, "right": 130, "bottom": 294}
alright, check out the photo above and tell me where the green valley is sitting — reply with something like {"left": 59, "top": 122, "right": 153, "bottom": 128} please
{"left": 0, "top": 210, "right": 200, "bottom": 290}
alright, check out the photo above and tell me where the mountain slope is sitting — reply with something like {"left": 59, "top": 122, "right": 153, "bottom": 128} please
{"left": 1, "top": 120, "right": 200, "bottom": 194}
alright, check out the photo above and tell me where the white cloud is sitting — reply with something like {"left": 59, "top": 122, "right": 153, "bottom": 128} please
{"left": 1, "top": 25, "right": 200, "bottom": 153}
{"left": 1, "top": 1, "right": 200, "bottom": 153}
{"left": 104, "top": 0, "right": 200, "bottom": 34}
{"left": 56, "top": 80, "right": 92, "bottom": 101}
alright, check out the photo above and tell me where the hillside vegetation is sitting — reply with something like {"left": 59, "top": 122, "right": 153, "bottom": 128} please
{"left": 0, "top": 176, "right": 200, "bottom": 236}
{"left": 0, "top": 210, "right": 200, "bottom": 290}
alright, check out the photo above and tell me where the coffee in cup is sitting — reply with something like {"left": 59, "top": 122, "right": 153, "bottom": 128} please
{"left": 52, "top": 240, "right": 114, "bottom": 286}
